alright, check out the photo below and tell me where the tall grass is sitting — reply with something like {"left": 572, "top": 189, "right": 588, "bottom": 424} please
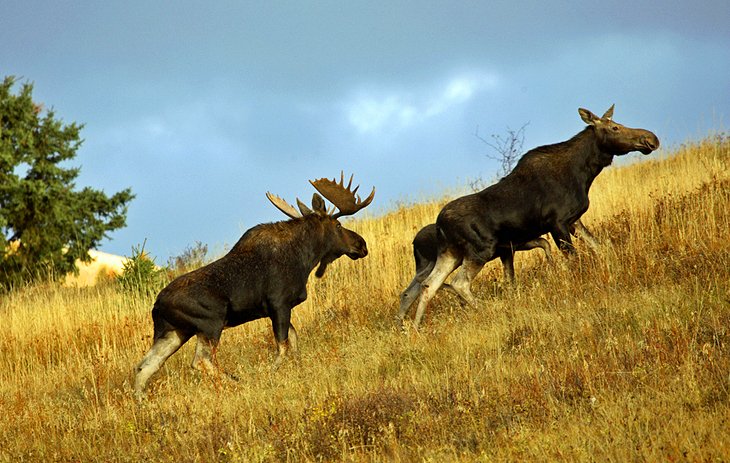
{"left": 1, "top": 135, "right": 728, "bottom": 462}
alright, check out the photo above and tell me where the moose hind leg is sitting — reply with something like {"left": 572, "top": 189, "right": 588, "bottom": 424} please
{"left": 134, "top": 329, "right": 190, "bottom": 400}
{"left": 449, "top": 258, "right": 485, "bottom": 306}
{"left": 397, "top": 262, "right": 434, "bottom": 322}
{"left": 413, "top": 252, "right": 461, "bottom": 330}
{"left": 191, "top": 334, "right": 219, "bottom": 375}
{"left": 398, "top": 277, "right": 423, "bottom": 322}
{"left": 192, "top": 333, "right": 238, "bottom": 383}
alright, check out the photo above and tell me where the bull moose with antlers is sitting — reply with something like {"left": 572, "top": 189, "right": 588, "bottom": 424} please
{"left": 134, "top": 173, "right": 374, "bottom": 399}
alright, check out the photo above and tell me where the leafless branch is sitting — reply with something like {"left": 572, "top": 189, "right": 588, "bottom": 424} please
{"left": 475, "top": 122, "right": 529, "bottom": 178}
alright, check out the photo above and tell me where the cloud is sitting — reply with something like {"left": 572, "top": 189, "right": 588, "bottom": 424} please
{"left": 345, "top": 72, "right": 499, "bottom": 134}
{"left": 346, "top": 95, "right": 414, "bottom": 134}
{"left": 141, "top": 117, "right": 171, "bottom": 138}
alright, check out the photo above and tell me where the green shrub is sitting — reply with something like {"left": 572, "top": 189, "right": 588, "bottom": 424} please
{"left": 116, "top": 242, "right": 167, "bottom": 296}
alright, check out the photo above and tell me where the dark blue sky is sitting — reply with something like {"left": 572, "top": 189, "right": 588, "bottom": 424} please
{"left": 2, "top": 1, "right": 728, "bottom": 260}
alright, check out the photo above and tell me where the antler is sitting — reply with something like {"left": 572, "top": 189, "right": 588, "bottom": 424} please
{"left": 266, "top": 192, "right": 302, "bottom": 219}
{"left": 309, "top": 171, "right": 375, "bottom": 219}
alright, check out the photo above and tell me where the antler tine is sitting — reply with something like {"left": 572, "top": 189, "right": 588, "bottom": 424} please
{"left": 333, "top": 171, "right": 355, "bottom": 191}
{"left": 266, "top": 192, "right": 302, "bottom": 219}
{"left": 309, "top": 172, "right": 375, "bottom": 219}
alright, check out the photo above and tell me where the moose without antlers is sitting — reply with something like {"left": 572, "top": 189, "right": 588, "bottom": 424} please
{"left": 398, "top": 219, "right": 598, "bottom": 316}
{"left": 134, "top": 173, "right": 374, "bottom": 399}
{"left": 398, "top": 105, "right": 659, "bottom": 330}
{"left": 399, "top": 223, "right": 552, "bottom": 315}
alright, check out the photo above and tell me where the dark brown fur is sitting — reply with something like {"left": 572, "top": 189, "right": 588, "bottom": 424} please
{"left": 134, "top": 190, "right": 370, "bottom": 398}
{"left": 399, "top": 106, "right": 659, "bottom": 329}
{"left": 398, "top": 223, "right": 553, "bottom": 314}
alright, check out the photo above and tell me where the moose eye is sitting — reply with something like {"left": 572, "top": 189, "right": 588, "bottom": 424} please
{"left": 612, "top": 125, "right": 620, "bottom": 131}
{"left": 336, "top": 222, "right": 342, "bottom": 229}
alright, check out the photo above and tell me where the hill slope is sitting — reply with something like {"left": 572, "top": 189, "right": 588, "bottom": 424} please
{"left": 1, "top": 135, "right": 728, "bottom": 461}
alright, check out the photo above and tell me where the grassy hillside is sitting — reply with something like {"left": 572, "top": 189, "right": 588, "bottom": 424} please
{"left": 1, "top": 134, "right": 729, "bottom": 462}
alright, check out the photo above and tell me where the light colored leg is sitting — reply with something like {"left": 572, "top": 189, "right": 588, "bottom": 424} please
{"left": 273, "top": 339, "right": 292, "bottom": 369}
{"left": 449, "top": 259, "right": 484, "bottom": 306}
{"left": 413, "top": 252, "right": 461, "bottom": 330}
{"left": 573, "top": 219, "right": 599, "bottom": 250}
{"left": 398, "top": 278, "right": 423, "bottom": 322}
{"left": 534, "top": 238, "right": 553, "bottom": 262}
{"left": 192, "top": 334, "right": 240, "bottom": 383}
{"left": 134, "top": 330, "right": 189, "bottom": 400}
{"left": 397, "top": 263, "right": 433, "bottom": 322}
{"left": 287, "top": 324, "right": 298, "bottom": 356}
{"left": 191, "top": 334, "right": 218, "bottom": 375}
{"left": 273, "top": 324, "right": 298, "bottom": 369}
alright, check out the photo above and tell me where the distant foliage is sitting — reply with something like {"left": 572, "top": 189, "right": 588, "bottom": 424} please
{"left": 116, "top": 243, "right": 166, "bottom": 295}
{"left": 168, "top": 241, "right": 209, "bottom": 275}
{"left": 0, "top": 76, "right": 134, "bottom": 289}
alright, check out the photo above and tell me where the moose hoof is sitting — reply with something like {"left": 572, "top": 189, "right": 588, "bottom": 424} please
{"left": 394, "top": 316, "right": 407, "bottom": 332}
{"left": 133, "top": 389, "right": 148, "bottom": 403}
{"left": 222, "top": 371, "right": 240, "bottom": 383}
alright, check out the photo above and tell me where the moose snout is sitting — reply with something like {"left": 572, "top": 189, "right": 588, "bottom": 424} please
{"left": 347, "top": 237, "right": 368, "bottom": 260}
{"left": 640, "top": 133, "right": 660, "bottom": 154}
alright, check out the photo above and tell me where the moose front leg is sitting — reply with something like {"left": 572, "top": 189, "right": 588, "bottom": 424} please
{"left": 271, "top": 307, "right": 296, "bottom": 368}
{"left": 498, "top": 251, "right": 516, "bottom": 282}
{"left": 551, "top": 222, "right": 575, "bottom": 254}
{"left": 572, "top": 219, "right": 599, "bottom": 250}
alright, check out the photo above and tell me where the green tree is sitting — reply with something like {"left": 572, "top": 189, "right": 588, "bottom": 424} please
{"left": 0, "top": 76, "right": 134, "bottom": 288}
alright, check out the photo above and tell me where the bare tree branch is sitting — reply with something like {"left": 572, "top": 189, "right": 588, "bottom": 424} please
{"left": 475, "top": 122, "right": 529, "bottom": 178}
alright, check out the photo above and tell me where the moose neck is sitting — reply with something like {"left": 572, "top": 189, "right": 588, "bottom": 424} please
{"left": 505, "top": 127, "right": 617, "bottom": 192}
{"left": 586, "top": 126, "right": 617, "bottom": 166}
{"left": 563, "top": 127, "right": 616, "bottom": 191}
{"left": 291, "top": 215, "right": 342, "bottom": 275}
{"left": 229, "top": 216, "right": 338, "bottom": 274}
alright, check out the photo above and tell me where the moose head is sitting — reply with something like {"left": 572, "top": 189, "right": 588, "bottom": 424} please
{"left": 267, "top": 172, "right": 375, "bottom": 277}
{"left": 579, "top": 105, "right": 660, "bottom": 156}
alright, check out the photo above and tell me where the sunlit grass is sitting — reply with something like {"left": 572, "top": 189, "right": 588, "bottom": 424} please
{"left": 1, "top": 134, "right": 729, "bottom": 461}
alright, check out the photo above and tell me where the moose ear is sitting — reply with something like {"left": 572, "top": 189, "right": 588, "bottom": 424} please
{"left": 296, "top": 198, "right": 313, "bottom": 216}
{"left": 311, "top": 193, "right": 327, "bottom": 215}
{"left": 601, "top": 104, "right": 615, "bottom": 120}
{"left": 579, "top": 108, "right": 600, "bottom": 126}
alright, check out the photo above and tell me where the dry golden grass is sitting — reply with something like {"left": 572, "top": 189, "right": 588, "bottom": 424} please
{"left": 1, "top": 134, "right": 729, "bottom": 462}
